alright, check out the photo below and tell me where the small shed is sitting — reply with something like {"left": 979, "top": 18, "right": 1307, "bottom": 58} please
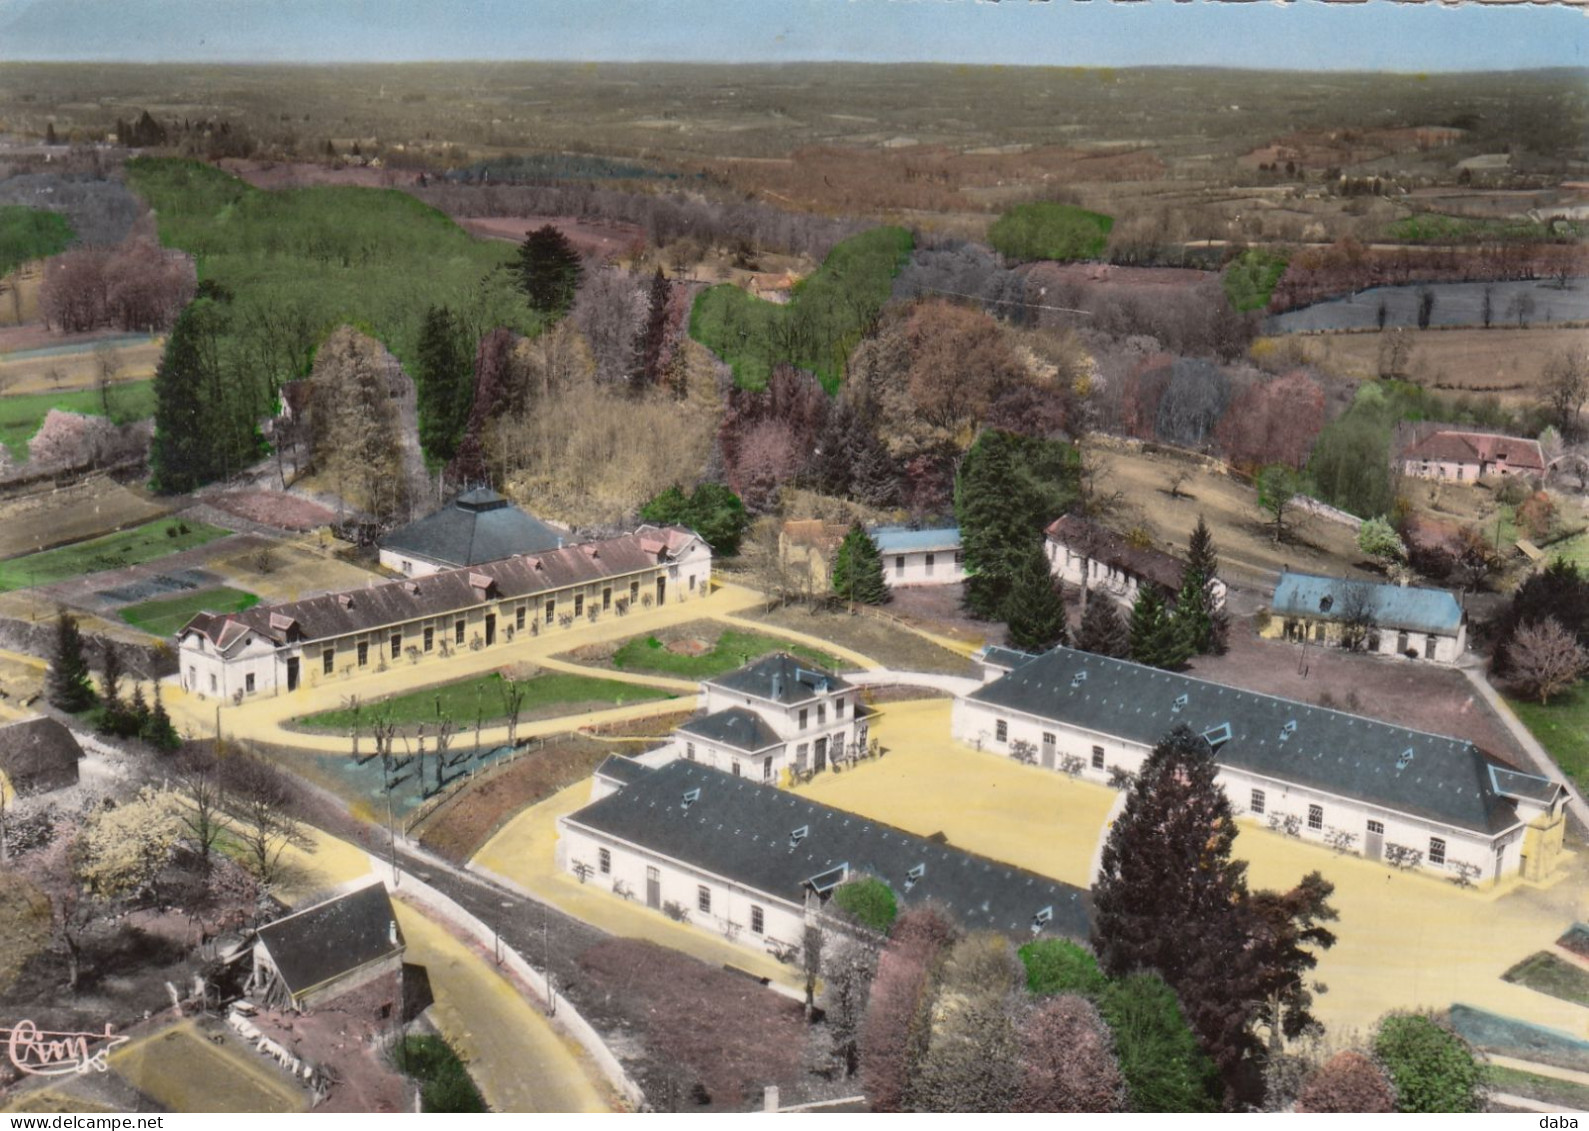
{"left": 250, "top": 883, "right": 406, "bottom": 1013}
{"left": 0, "top": 717, "right": 82, "bottom": 798}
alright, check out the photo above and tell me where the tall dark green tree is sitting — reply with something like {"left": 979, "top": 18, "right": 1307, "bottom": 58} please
{"left": 1002, "top": 539, "right": 1069, "bottom": 652}
{"left": 415, "top": 305, "right": 473, "bottom": 463}
{"left": 640, "top": 482, "right": 749, "bottom": 558}
{"left": 1076, "top": 597, "right": 1131, "bottom": 659}
{"left": 150, "top": 302, "right": 216, "bottom": 493}
{"left": 634, "top": 267, "right": 670, "bottom": 389}
{"left": 47, "top": 609, "right": 96, "bottom": 713}
{"left": 1128, "top": 587, "right": 1189, "bottom": 670}
{"left": 1182, "top": 515, "right": 1228, "bottom": 654}
{"left": 831, "top": 522, "right": 890, "bottom": 606}
{"left": 513, "top": 224, "right": 583, "bottom": 317}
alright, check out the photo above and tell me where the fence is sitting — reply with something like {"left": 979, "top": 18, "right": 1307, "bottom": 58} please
{"left": 402, "top": 735, "right": 552, "bottom": 835}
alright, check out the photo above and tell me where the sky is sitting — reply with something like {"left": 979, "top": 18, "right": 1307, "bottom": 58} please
{"left": 0, "top": 0, "right": 1582, "bottom": 71}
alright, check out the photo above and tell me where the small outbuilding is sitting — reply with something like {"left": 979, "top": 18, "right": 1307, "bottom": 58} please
{"left": 1263, "top": 571, "right": 1467, "bottom": 664}
{"left": 0, "top": 717, "right": 82, "bottom": 798}
{"left": 250, "top": 883, "right": 406, "bottom": 1013}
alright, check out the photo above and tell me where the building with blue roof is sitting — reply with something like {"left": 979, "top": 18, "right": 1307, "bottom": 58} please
{"left": 870, "top": 526, "right": 964, "bottom": 588}
{"left": 1263, "top": 571, "right": 1467, "bottom": 664}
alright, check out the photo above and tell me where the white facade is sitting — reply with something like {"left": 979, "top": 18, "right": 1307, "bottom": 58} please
{"left": 950, "top": 694, "right": 1554, "bottom": 885}
{"left": 882, "top": 546, "right": 965, "bottom": 587}
{"left": 377, "top": 547, "right": 447, "bottom": 578}
{"left": 1045, "top": 538, "right": 1228, "bottom": 612}
{"left": 697, "top": 680, "right": 865, "bottom": 779}
{"left": 1271, "top": 615, "right": 1467, "bottom": 665}
{"left": 557, "top": 819, "right": 809, "bottom": 959}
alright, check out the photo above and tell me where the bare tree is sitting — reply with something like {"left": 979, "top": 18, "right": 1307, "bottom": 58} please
{"left": 223, "top": 753, "right": 304, "bottom": 887}
{"left": 93, "top": 342, "right": 123, "bottom": 416}
{"left": 1506, "top": 618, "right": 1587, "bottom": 705}
{"left": 1335, "top": 581, "right": 1377, "bottom": 652}
{"left": 175, "top": 749, "right": 230, "bottom": 867}
{"left": 1541, "top": 351, "right": 1589, "bottom": 441}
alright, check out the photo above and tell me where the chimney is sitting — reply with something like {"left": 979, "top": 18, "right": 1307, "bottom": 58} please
{"left": 388, "top": 920, "right": 398, "bottom": 947}
{"left": 771, "top": 671, "right": 782, "bottom": 699}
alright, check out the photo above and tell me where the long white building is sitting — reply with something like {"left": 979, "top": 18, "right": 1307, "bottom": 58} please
{"left": 952, "top": 646, "right": 1565, "bottom": 885}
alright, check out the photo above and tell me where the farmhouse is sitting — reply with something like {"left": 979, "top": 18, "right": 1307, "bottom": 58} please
{"left": 1045, "top": 514, "right": 1226, "bottom": 612}
{"left": 874, "top": 526, "right": 965, "bottom": 587}
{"left": 951, "top": 646, "right": 1565, "bottom": 885}
{"left": 0, "top": 717, "right": 81, "bottom": 797}
{"left": 658, "top": 653, "right": 870, "bottom": 783}
{"left": 1400, "top": 429, "right": 1546, "bottom": 483}
{"left": 558, "top": 759, "right": 1091, "bottom": 963}
{"left": 378, "top": 487, "right": 567, "bottom": 577}
{"left": 177, "top": 525, "right": 710, "bottom": 701}
{"left": 1262, "top": 571, "right": 1467, "bottom": 664}
{"left": 249, "top": 883, "right": 406, "bottom": 1013}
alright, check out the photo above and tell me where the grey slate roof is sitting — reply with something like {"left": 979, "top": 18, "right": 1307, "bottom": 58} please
{"left": 1271, "top": 572, "right": 1465, "bottom": 636}
{"left": 1490, "top": 765, "right": 1563, "bottom": 807}
{"left": 381, "top": 488, "right": 567, "bottom": 569}
{"left": 256, "top": 882, "right": 403, "bottom": 998}
{"left": 707, "top": 653, "right": 852, "bottom": 705}
{"left": 566, "top": 760, "right": 1091, "bottom": 940}
{"left": 594, "top": 755, "right": 652, "bottom": 787}
{"left": 967, "top": 646, "right": 1544, "bottom": 837}
{"left": 0, "top": 718, "right": 81, "bottom": 795}
{"left": 180, "top": 525, "right": 699, "bottom": 649}
{"left": 978, "top": 645, "right": 1038, "bottom": 673}
{"left": 678, "top": 708, "right": 784, "bottom": 752}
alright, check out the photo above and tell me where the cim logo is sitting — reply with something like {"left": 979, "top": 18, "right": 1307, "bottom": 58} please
{"left": 3, "top": 1020, "right": 129, "bottom": 1076}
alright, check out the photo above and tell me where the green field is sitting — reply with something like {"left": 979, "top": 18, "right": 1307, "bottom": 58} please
{"left": 1486, "top": 1065, "right": 1589, "bottom": 1113}
{"left": 296, "top": 669, "right": 673, "bottom": 731}
{"left": 0, "top": 205, "right": 73, "bottom": 277}
{"left": 1222, "top": 248, "right": 1289, "bottom": 312}
{"left": 1501, "top": 951, "right": 1589, "bottom": 1009}
{"left": 689, "top": 225, "right": 912, "bottom": 392}
{"left": 0, "top": 379, "right": 156, "bottom": 460}
{"left": 120, "top": 586, "right": 259, "bottom": 637}
{"left": 1387, "top": 213, "right": 1583, "bottom": 245}
{"left": 987, "top": 201, "right": 1113, "bottom": 263}
{"left": 0, "top": 518, "right": 231, "bottom": 591}
{"left": 611, "top": 628, "right": 841, "bottom": 679}
{"left": 1505, "top": 688, "right": 1589, "bottom": 795}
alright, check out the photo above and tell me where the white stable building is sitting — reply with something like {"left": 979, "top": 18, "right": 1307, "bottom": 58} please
{"left": 1045, "top": 515, "right": 1226, "bottom": 611}
{"left": 177, "top": 525, "right": 710, "bottom": 701}
{"left": 872, "top": 527, "right": 965, "bottom": 587}
{"left": 1264, "top": 572, "right": 1468, "bottom": 665}
{"left": 951, "top": 646, "right": 1565, "bottom": 885}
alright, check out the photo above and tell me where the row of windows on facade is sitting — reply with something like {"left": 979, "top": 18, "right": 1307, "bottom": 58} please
{"left": 596, "top": 846, "right": 766, "bottom": 934}
{"left": 684, "top": 746, "right": 778, "bottom": 781}
{"left": 1283, "top": 620, "right": 1440, "bottom": 658}
{"left": 990, "top": 718, "right": 1461, "bottom": 869}
{"left": 893, "top": 551, "right": 963, "bottom": 577}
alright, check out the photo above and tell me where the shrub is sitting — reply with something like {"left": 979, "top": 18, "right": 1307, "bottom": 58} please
{"left": 395, "top": 1035, "right": 487, "bottom": 1113}
{"left": 988, "top": 202, "right": 1113, "bottom": 263}
{"left": 832, "top": 876, "right": 898, "bottom": 933}
{"left": 1296, "top": 1050, "right": 1396, "bottom": 1113}
{"left": 1018, "top": 939, "right": 1109, "bottom": 998}
{"left": 1372, "top": 1013, "right": 1483, "bottom": 1113}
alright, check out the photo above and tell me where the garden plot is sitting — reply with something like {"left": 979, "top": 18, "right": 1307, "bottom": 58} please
{"left": 0, "top": 477, "right": 168, "bottom": 560}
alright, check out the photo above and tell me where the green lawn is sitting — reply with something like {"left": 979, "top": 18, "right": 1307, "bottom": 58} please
{"left": 1486, "top": 1065, "right": 1589, "bottom": 1112}
{"left": 688, "top": 225, "right": 912, "bottom": 392}
{"left": 0, "top": 205, "right": 74, "bottom": 277}
{"left": 120, "top": 586, "right": 259, "bottom": 637}
{"left": 987, "top": 201, "right": 1113, "bottom": 263}
{"left": 611, "top": 628, "right": 841, "bottom": 679}
{"left": 1505, "top": 686, "right": 1589, "bottom": 795}
{"left": 1222, "top": 248, "right": 1289, "bottom": 312}
{"left": 296, "top": 670, "right": 674, "bottom": 731}
{"left": 1501, "top": 951, "right": 1589, "bottom": 1009}
{"left": 0, "top": 518, "right": 232, "bottom": 592}
{"left": 0, "top": 380, "right": 157, "bottom": 460}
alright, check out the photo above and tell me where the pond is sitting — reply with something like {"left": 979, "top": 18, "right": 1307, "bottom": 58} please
{"left": 1266, "top": 277, "right": 1589, "bottom": 333}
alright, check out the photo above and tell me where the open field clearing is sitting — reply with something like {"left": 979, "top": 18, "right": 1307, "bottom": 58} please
{"left": 1280, "top": 326, "right": 1588, "bottom": 405}
{"left": 565, "top": 620, "right": 844, "bottom": 679}
{"left": 456, "top": 215, "right": 643, "bottom": 260}
{"left": 0, "top": 650, "right": 46, "bottom": 717}
{"left": 1082, "top": 440, "right": 1371, "bottom": 587}
{"left": 739, "top": 604, "right": 978, "bottom": 675}
{"left": 0, "top": 379, "right": 155, "bottom": 461}
{"left": 0, "top": 517, "right": 230, "bottom": 591}
{"left": 0, "top": 334, "right": 163, "bottom": 395}
{"left": 0, "top": 477, "right": 169, "bottom": 559}
{"left": 119, "top": 585, "right": 258, "bottom": 636}
{"left": 1507, "top": 688, "right": 1589, "bottom": 795}
{"left": 199, "top": 534, "right": 380, "bottom": 602}
{"left": 109, "top": 1020, "right": 306, "bottom": 1113}
{"left": 803, "top": 699, "right": 1589, "bottom": 1039}
{"left": 0, "top": 266, "right": 42, "bottom": 327}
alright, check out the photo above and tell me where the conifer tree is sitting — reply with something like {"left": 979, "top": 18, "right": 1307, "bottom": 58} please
{"left": 145, "top": 684, "right": 181, "bottom": 753}
{"left": 1076, "top": 596, "right": 1131, "bottom": 659}
{"left": 47, "top": 609, "right": 96, "bottom": 713}
{"left": 831, "top": 522, "right": 890, "bottom": 606}
{"left": 96, "top": 641, "right": 125, "bottom": 736}
{"left": 1128, "top": 587, "right": 1189, "bottom": 669}
{"left": 415, "top": 305, "right": 472, "bottom": 463}
{"left": 513, "top": 225, "right": 584, "bottom": 317}
{"left": 1182, "top": 515, "right": 1228, "bottom": 654}
{"left": 1002, "top": 539, "right": 1069, "bottom": 652}
{"left": 958, "top": 433, "right": 1028, "bottom": 618}
{"left": 634, "top": 267, "right": 670, "bottom": 388}
{"left": 150, "top": 302, "right": 216, "bottom": 493}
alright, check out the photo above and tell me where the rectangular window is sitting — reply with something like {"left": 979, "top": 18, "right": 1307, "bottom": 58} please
{"left": 697, "top": 885, "right": 711, "bottom": 914}
{"left": 1425, "top": 634, "right": 1437, "bottom": 660}
{"left": 836, "top": 697, "right": 846, "bottom": 719}
{"left": 732, "top": 761, "right": 741, "bottom": 777}
{"left": 424, "top": 627, "right": 434, "bottom": 652}
{"left": 995, "top": 719, "right": 1009, "bottom": 743}
{"left": 1307, "top": 804, "right": 1323, "bottom": 831}
{"left": 925, "top": 552, "right": 935, "bottom": 577}
{"left": 1250, "top": 789, "right": 1265, "bottom": 816}
{"left": 603, "top": 587, "right": 612, "bottom": 610}
{"left": 631, "top": 580, "right": 640, "bottom": 602}
{"left": 210, "top": 673, "right": 218, "bottom": 693}
{"left": 357, "top": 641, "right": 369, "bottom": 667}
{"left": 574, "top": 594, "right": 585, "bottom": 616}
{"left": 323, "top": 648, "right": 335, "bottom": 675}
{"left": 817, "top": 704, "right": 826, "bottom": 725}
{"left": 516, "top": 606, "right": 526, "bottom": 631}
{"left": 799, "top": 708, "right": 809, "bottom": 730}
{"left": 751, "top": 905, "right": 765, "bottom": 935}
{"left": 598, "top": 847, "right": 611, "bottom": 875}
{"left": 1314, "top": 623, "right": 1326, "bottom": 643}
{"left": 1367, "top": 819, "right": 1384, "bottom": 835}
{"left": 546, "top": 598, "right": 556, "bottom": 622}
{"left": 954, "top": 550, "right": 964, "bottom": 567}
{"left": 1429, "top": 837, "right": 1446, "bottom": 866}
{"left": 689, "top": 574, "right": 697, "bottom": 592}
{"left": 763, "top": 756, "right": 774, "bottom": 781}
{"left": 391, "top": 634, "right": 401, "bottom": 660}
{"left": 685, "top": 742, "right": 696, "bottom": 761}
{"left": 796, "top": 743, "right": 809, "bottom": 770}
{"left": 895, "top": 555, "right": 905, "bottom": 577}
{"left": 455, "top": 620, "right": 465, "bottom": 645}
{"left": 1091, "top": 745, "right": 1105, "bottom": 769}
{"left": 245, "top": 672, "right": 255, "bottom": 693}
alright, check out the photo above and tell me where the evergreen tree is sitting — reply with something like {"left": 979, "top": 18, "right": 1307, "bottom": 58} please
{"left": 634, "top": 267, "right": 670, "bottom": 389}
{"left": 811, "top": 400, "right": 858, "bottom": 498}
{"left": 958, "top": 433, "right": 1028, "bottom": 619}
{"left": 47, "top": 609, "right": 96, "bottom": 713}
{"left": 848, "top": 417, "right": 899, "bottom": 508}
{"left": 150, "top": 302, "right": 216, "bottom": 493}
{"left": 1002, "top": 539, "right": 1069, "bottom": 652}
{"left": 640, "top": 482, "right": 749, "bottom": 557}
{"left": 831, "top": 522, "right": 890, "bottom": 606}
{"left": 1183, "top": 515, "right": 1228, "bottom": 654}
{"left": 145, "top": 685, "right": 181, "bottom": 753}
{"left": 1128, "top": 587, "right": 1188, "bottom": 669}
{"left": 96, "top": 641, "right": 126, "bottom": 736}
{"left": 513, "top": 225, "right": 584, "bottom": 317}
{"left": 1076, "top": 598, "right": 1131, "bottom": 659}
{"left": 128, "top": 682, "right": 150, "bottom": 737}
{"left": 1173, "top": 568, "right": 1214, "bottom": 659}
{"left": 415, "top": 305, "right": 473, "bottom": 463}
